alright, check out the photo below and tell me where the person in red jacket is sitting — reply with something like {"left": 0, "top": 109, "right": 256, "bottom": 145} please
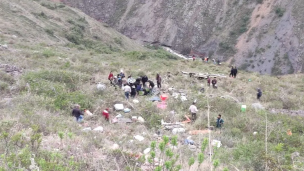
{"left": 108, "top": 71, "right": 116, "bottom": 89}
{"left": 102, "top": 108, "right": 110, "bottom": 121}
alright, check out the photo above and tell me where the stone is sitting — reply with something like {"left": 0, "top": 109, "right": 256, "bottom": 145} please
{"left": 111, "top": 144, "right": 119, "bottom": 150}
{"left": 172, "top": 128, "right": 185, "bottom": 134}
{"left": 134, "top": 135, "right": 145, "bottom": 141}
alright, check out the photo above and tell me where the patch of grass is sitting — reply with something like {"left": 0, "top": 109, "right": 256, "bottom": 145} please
{"left": 42, "top": 49, "right": 56, "bottom": 58}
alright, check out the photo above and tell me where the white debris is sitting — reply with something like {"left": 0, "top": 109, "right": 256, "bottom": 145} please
{"left": 82, "top": 127, "right": 92, "bottom": 131}
{"left": 134, "top": 135, "right": 145, "bottom": 141}
{"left": 133, "top": 99, "right": 139, "bottom": 104}
{"left": 211, "top": 140, "right": 222, "bottom": 148}
{"left": 84, "top": 110, "right": 93, "bottom": 116}
{"left": 96, "top": 82, "right": 106, "bottom": 91}
{"left": 111, "top": 144, "right": 119, "bottom": 150}
{"left": 124, "top": 108, "right": 131, "bottom": 113}
{"left": 137, "top": 116, "right": 145, "bottom": 123}
{"left": 93, "top": 126, "right": 103, "bottom": 132}
{"left": 172, "top": 128, "right": 186, "bottom": 134}
{"left": 181, "top": 96, "right": 187, "bottom": 101}
{"left": 114, "top": 104, "right": 124, "bottom": 111}
{"left": 143, "top": 148, "right": 151, "bottom": 154}
{"left": 253, "top": 132, "right": 258, "bottom": 135}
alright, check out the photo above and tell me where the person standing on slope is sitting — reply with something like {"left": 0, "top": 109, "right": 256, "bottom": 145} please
{"left": 72, "top": 104, "right": 83, "bottom": 123}
{"left": 189, "top": 102, "right": 198, "bottom": 121}
{"left": 122, "top": 84, "right": 131, "bottom": 100}
{"left": 233, "top": 67, "right": 238, "bottom": 78}
{"left": 229, "top": 66, "right": 234, "bottom": 77}
{"left": 257, "top": 88, "right": 262, "bottom": 100}
{"left": 156, "top": 74, "right": 162, "bottom": 88}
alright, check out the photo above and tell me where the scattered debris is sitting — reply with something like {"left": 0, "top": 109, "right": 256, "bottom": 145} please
{"left": 172, "top": 128, "right": 185, "bottom": 134}
{"left": 211, "top": 140, "right": 222, "bottom": 148}
{"left": 241, "top": 105, "right": 246, "bottom": 112}
{"left": 189, "top": 130, "right": 210, "bottom": 135}
{"left": 96, "top": 82, "right": 106, "bottom": 91}
{"left": 82, "top": 127, "right": 92, "bottom": 131}
{"left": 184, "top": 137, "right": 194, "bottom": 145}
{"left": 84, "top": 109, "right": 93, "bottom": 116}
{"left": 143, "top": 148, "right": 151, "bottom": 154}
{"left": 111, "top": 144, "right": 119, "bottom": 150}
{"left": 287, "top": 129, "right": 292, "bottom": 136}
{"left": 157, "top": 102, "right": 167, "bottom": 109}
{"left": 149, "top": 96, "right": 161, "bottom": 102}
{"left": 132, "top": 116, "right": 145, "bottom": 123}
{"left": 124, "top": 108, "right": 131, "bottom": 113}
{"left": 114, "top": 104, "right": 124, "bottom": 111}
{"left": 253, "top": 132, "right": 258, "bottom": 135}
{"left": 134, "top": 135, "right": 145, "bottom": 141}
{"left": 133, "top": 99, "right": 139, "bottom": 104}
{"left": 93, "top": 126, "right": 103, "bottom": 132}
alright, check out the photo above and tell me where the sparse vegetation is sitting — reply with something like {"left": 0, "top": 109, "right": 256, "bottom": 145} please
{"left": 0, "top": 0, "right": 304, "bottom": 170}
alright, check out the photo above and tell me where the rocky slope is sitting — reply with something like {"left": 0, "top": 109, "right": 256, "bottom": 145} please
{"left": 60, "top": 0, "right": 304, "bottom": 75}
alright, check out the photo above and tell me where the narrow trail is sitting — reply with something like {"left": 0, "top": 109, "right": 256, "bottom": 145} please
{"left": 119, "top": 0, "right": 134, "bottom": 28}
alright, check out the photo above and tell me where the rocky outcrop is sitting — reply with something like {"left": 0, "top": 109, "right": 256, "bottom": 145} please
{"left": 61, "top": 0, "right": 304, "bottom": 75}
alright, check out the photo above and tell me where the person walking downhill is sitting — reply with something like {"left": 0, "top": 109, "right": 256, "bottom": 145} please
{"left": 72, "top": 104, "right": 83, "bottom": 123}
{"left": 189, "top": 102, "right": 198, "bottom": 121}
{"left": 156, "top": 74, "right": 162, "bottom": 88}
{"left": 123, "top": 84, "right": 131, "bottom": 100}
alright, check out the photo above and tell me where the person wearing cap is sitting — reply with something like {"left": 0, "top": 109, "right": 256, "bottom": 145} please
{"left": 212, "top": 77, "right": 217, "bottom": 88}
{"left": 72, "top": 104, "right": 83, "bottom": 123}
{"left": 189, "top": 102, "right": 198, "bottom": 121}
{"left": 102, "top": 108, "right": 110, "bottom": 121}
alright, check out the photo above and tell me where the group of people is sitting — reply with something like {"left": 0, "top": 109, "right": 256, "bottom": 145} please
{"left": 108, "top": 71, "right": 162, "bottom": 100}
{"left": 207, "top": 76, "right": 218, "bottom": 89}
{"left": 192, "top": 55, "right": 221, "bottom": 65}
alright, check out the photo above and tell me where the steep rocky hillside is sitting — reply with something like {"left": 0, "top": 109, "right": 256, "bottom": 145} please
{"left": 1, "top": 0, "right": 304, "bottom": 170}
{"left": 60, "top": 0, "right": 304, "bottom": 75}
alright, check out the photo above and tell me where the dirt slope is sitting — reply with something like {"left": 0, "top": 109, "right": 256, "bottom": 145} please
{"left": 59, "top": 0, "right": 304, "bottom": 75}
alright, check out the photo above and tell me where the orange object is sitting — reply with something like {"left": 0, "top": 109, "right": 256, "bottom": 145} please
{"left": 287, "top": 129, "right": 292, "bottom": 136}
{"left": 181, "top": 115, "right": 191, "bottom": 123}
{"left": 189, "top": 130, "right": 210, "bottom": 135}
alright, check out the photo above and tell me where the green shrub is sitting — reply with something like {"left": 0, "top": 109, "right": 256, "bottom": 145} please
{"left": 45, "top": 29, "right": 54, "bottom": 36}
{"left": 42, "top": 49, "right": 56, "bottom": 58}
{"left": 41, "top": 3, "right": 57, "bottom": 10}
{"left": 0, "top": 71, "right": 15, "bottom": 83}
{"left": 54, "top": 91, "right": 93, "bottom": 110}
{"left": 0, "top": 81, "right": 9, "bottom": 92}
{"left": 275, "top": 7, "right": 285, "bottom": 17}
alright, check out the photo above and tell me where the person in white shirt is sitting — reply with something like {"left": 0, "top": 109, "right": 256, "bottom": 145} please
{"left": 122, "top": 84, "right": 131, "bottom": 100}
{"left": 189, "top": 102, "right": 198, "bottom": 121}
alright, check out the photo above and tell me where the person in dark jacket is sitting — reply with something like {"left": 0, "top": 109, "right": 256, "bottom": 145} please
{"left": 130, "top": 83, "right": 137, "bottom": 98}
{"left": 142, "top": 75, "right": 148, "bottom": 87}
{"left": 72, "top": 104, "right": 83, "bottom": 123}
{"left": 156, "top": 74, "right": 162, "bottom": 88}
{"left": 229, "top": 67, "right": 234, "bottom": 77}
{"left": 216, "top": 115, "right": 224, "bottom": 128}
{"left": 233, "top": 67, "right": 238, "bottom": 78}
{"left": 257, "top": 89, "right": 262, "bottom": 100}
{"left": 212, "top": 77, "right": 217, "bottom": 88}
{"left": 148, "top": 80, "right": 155, "bottom": 89}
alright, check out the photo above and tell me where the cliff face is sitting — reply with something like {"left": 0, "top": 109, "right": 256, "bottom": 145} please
{"left": 60, "top": 0, "right": 304, "bottom": 75}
